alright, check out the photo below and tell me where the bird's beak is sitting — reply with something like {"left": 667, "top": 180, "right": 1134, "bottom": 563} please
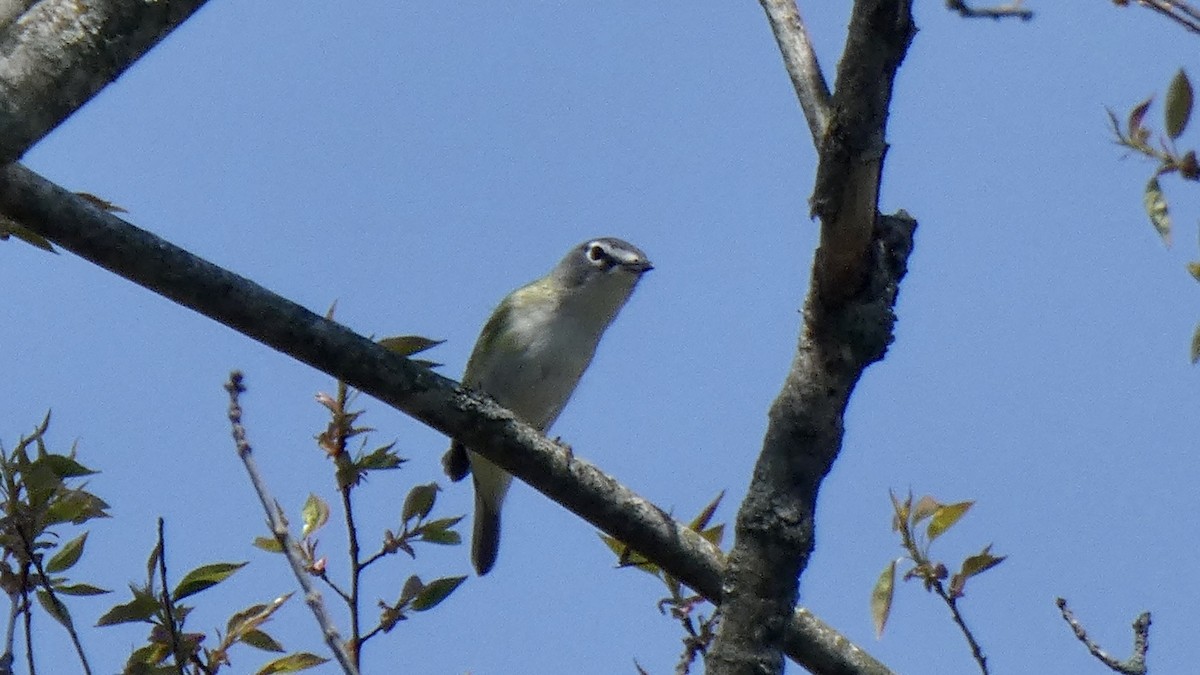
{"left": 624, "top": 259, "right": 653, "bottom": 274}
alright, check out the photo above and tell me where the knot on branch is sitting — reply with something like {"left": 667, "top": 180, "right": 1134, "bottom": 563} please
{"left": 811, "top": 211, "right": 916, "bottom": 366}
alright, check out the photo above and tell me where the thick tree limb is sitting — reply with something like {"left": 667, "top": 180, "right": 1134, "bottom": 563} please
{"left": 811, "top": 0, "right": 915, "bottom": 306}
{"left": 0, "top": 1, "right": 37, "bottom": 37}
{"left": 0, "top": 162, "right": 899, "bottom": 674}
{"left": 0, "top": 0, "right": 210, "bottom": 165}
{"left": 707, "top": 2, "right": 915, "bottom": 673}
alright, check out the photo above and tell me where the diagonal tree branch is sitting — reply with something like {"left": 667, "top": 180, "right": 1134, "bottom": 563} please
{"left": 0, "top": 162, "right": 899, "bottom": 675}
{"left": 758, "top": 0, "right": 832, "bottom": 145}
{"left": 0, "top": 0, "right": 210, "bottom": 165}
{"left": 0, "top": 3, "right": 905, "bottom": 673}
{"left": 707, "top": 1, "right": 916, "bottom": 672}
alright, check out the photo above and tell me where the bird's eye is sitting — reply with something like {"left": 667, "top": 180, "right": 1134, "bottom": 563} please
{"left": 587, "top": 244, "right": 607, "bottom": 264}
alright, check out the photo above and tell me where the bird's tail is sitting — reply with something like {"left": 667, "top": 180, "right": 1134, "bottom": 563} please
{"left": 472, "top": 488, "right": 502, "bottom": 575}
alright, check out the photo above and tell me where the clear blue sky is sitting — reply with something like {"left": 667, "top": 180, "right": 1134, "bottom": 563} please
{"left": 2, "top": 2, "right": 1196, "bottom": 673}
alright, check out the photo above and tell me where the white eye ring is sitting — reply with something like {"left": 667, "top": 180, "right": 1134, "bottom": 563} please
{"left": 586, "top": 243, "right": 608, "bottom": 265}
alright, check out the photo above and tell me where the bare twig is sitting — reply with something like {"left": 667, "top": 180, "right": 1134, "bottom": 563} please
{"left": 931, "top": 584, "right": 988, "bottom": 674}
{"left": 23, "top": 534, "right": 92, "bottom": 675}
{"left": 758, "top": 0, "right": 832, "bottom": 145}
{"left": 1128, "top": 0, "right": 1200, "bottom": 34}
{"left": 154, "top": 519, "right": 186, "bottom": 675}
{"left": 946, "top": 0, "right": 1034, "bottom": 20}
{"left": 1056, "top": 597, "right": 1151, "bottom": 675}
{"left": 225, "top": 373, "right": 360, "bottom": 675}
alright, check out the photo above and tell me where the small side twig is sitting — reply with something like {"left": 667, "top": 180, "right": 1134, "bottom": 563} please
{"left": 1056, "top": 597, "right": 1150, "bottom": 675}
{"left": 154, "top": 519, "right": 186, "bottom": 675}
{"left": 22, "top": 533, "right": 92, "bottom": 675}
{"left": 1131, "top": 0, "right": 1200, "bottom": 34}
{"left": 757, "top": 0, "right": 832, "bottom": 145}
{"left": 931, "top": 584, "right": 988, "bottom": 674}
{"left": 946, "top": 0, "right": 1034, "bottom": 20}
{"left": 225, "top": 371, "right": 360, "bottom": 675}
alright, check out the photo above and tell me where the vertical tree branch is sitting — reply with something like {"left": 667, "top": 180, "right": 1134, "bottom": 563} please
{"left": 708, "top": 1, "right": 916, "bottom": 672}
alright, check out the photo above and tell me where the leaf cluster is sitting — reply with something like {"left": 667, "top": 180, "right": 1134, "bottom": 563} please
{"left": 872, "top": 492, "right": 1005, "bottom": 638}
{"left": 100, "top": 539, "right": 324, "bottom": 675}
{"left": 602, "top": 491, "right": 726, "bottom": 674}
{"left": 1108, "top": 68, "right": 1200, "bottom": 362}
{"left": 0, "top": 413, "right": 110, "bottom": 669}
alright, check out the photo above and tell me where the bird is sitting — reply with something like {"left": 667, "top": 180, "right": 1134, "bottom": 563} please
{"left": 442, "top": 237, "right": 653, "bottom": 575}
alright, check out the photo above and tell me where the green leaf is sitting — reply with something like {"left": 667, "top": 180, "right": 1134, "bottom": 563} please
{"left": 599, "top": 533, "right": 660, "bottom": 577}
{"left": 36, "top": 589, "right": 73, "bottom": 629}
{"left": 417, "top": 527, "right": 461, "bottom": 545}
{"left": 378, "top": 335, "right": 445, "bottom": 357}
{"left": 254, "top": 536, "right": 284, "bottom": 553}
{"left": 172, "top": 561, "right": 247, "bottom": 601}
{"left": 687, "top": 491, "right": 725, "bottom": 532}
{"left": 871, "top": 560, "right": 896, "bottom": 637}
{"left": 910, "top": 495, "right": 940, "bottom": 525}
{"left": 700, "top": 523, "right": 725, "bottom": 548}
{"left": 0, "top": 217, "right": 56, "bottom": 252}
{"left": 300, "top": 494, "right": 329, "bottom": 539}
{"left": 355, "top": 443, "right": 405, "bottom": 472}
{"left": 146, "top": 540, "right": 162, "bottom": 586}
{"left": 46, "top": 532, "right": 88, "bottom": 573}
{"left": 410, "top": 575, "right": 467, "bottom": 611}
{"left": 1187, "top": 261, "right": 1200, "bottom": 283}
{"left": 958, "top": 544, "right": 1006, "bottom": 580}
{"left": 398, "top": 575, "right": 424, "bottom": 606}
{"left": 96, "top": 591, "right": 159, "bottom": 626}
{"left": 40, "top": 454, "right": 98, "bottom": 478}
{"left": 1144, "top": 176, "right": 1172, "bottom": 246}
{"left": 1191, "top": 323, "right": 1200, "bottom": 364}
{"left": 255, "top": 652, "right": 330, "bottom": 674}
{"left": 927, "top": 501, "right": 973, "bottom": 541}
{"left": 241, "top": 628, "right": 285, "bottom": 653}
{"left": 44, "top": 490, "right": 111, "bottom": 525}
{"left": 402, "top": 483, "right": 439, "bottom": 522}
{"left": 1129, "top": 97, "right": 1153, "bottom": 140}
{"left": 53, "top": 582, "right": 110, "bottom": 596}
{"left": 1166, "top": 69, "right": 1194, "bottom": 139}
{"left": 889, "top": 490, "right": 912, "bottom": 532}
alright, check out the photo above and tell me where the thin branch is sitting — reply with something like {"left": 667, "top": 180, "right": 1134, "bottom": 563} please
{"left": 1056, "top": 597, "right": 1151, "bottom": 675}
{"left": 19, "top": 584, "right": 30, "bottom": 675}
{"left": 225, "top": 373, "right": 360, "bottom": 675}
{"left": 339, "top": 487, "right": 361, "bottom": 666}
{"left": 1131, "top": 0, "right": 1200, "bottom": 34}
{"left": 931, "top": 584, "right": 988, "bottom": 674}
{"left": 945, "top": 0, "right": 1034, "bottom": 20}
{"left": 0, "top": 162, "right": 895, "bottom": 675}
{"left": 758, "top": 0, "right": 832, "bottom": 145}
{"left": 24, "top": 536, "right": 92, "bottom": 675}
{"left": 1, "top": 592, "right": 16, "bottom": 674}
{"left": 154, "top": 519, "right": 186, "bottom": 675}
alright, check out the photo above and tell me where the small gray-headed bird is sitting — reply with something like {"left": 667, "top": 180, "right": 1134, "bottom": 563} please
{"left": 442, "top": 237, "right": 652, "bottom": 575}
